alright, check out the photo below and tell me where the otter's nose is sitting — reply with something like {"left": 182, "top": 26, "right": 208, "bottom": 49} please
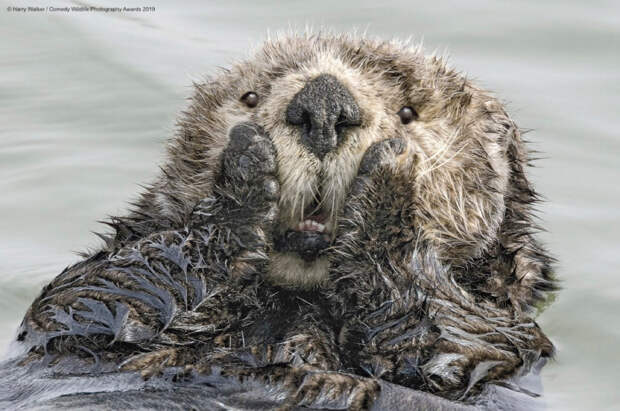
{"left": 286, "top": 74, "right": 361, "bottom": 160}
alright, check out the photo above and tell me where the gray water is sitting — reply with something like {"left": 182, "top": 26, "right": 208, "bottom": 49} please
{"left": 1, "top": 1, "right": 618, "bottom": 409}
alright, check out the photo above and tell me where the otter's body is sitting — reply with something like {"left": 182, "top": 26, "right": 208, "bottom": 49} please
{"left": 11, "top": 34, "right": 555, "bottom": 410}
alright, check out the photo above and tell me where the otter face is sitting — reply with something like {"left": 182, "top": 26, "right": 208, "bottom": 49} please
{"left": 168, "top": 35, "right": 520, "bottom": 289}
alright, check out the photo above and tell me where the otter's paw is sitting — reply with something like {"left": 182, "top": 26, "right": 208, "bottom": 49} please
{"left": 191, "top": 122, "right": 279, "bottom": 229}
{"left": 358, "top": 137, "right": 407, "bottom": 176}
{"left": 274, "top": 332, "right": 341, "bottom": 370}
{"left": 335, "top": 137, "right": 417, "bottom": 257}
{"left": 279, "top": 370, "right": 380, "bottom": 411}
{"left": 222, "top": 122, "right": 278, "bottom": 198}
{"left": 222, "top": 122, "right": 279, "bottom": 211}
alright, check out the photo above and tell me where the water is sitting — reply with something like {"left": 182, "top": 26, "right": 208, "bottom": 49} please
{"left": 1, "top": 1, "right": 618, "bottom": 409}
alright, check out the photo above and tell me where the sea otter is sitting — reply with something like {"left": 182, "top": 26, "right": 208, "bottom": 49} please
{"left": 7, "top": 34, "right": 556, "bottom": 410}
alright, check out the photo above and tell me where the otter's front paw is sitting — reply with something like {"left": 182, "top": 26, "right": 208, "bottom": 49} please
{"left": 221, "top": 122, "right": 279, "bottom": 219}
{"left": 357, "top": 137, "right": 406, "bottom": 176}
{"left": 348, "top": 137, "right": 407, "bottom": 196}
{"left": 280, "top": 370, "right": 380, "bottom": 411}
{"left": 335, "top": 138, "right": 417, "bottom": 258}
{"left": 222, "top": 122, "right": 277, "bottom": 195}
{"left": 189, "top": 123, "right": 279, "bottom": 275}
{"left": 192, "top": 122, "right": 279, "bottom": 227}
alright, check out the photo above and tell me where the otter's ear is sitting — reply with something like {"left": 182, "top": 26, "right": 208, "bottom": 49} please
{"left": 485, "top": 101, "right": 557, "bottom": 313}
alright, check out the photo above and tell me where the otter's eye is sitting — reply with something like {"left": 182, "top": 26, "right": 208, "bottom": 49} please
{"left": 241, "top": 91, "right": 259, "bottom": 108}
{"left": 397, "top": 106, "right": 418, "bottom": 124}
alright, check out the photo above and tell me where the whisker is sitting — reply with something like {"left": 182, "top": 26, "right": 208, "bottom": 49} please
{"left": 421, "top": 128, "right": 459, "bottom": 168}
{"left": 419, "top": 140, "right": 469, "bottom": 178}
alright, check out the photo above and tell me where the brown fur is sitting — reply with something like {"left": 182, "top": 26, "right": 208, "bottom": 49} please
{"left": 17, "top": 33, "right": 556, "bottom": 409}
{"left": 99, "top": 34, "right": 553, "bottom": 303}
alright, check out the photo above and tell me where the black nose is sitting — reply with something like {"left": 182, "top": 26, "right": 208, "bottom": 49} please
{"left": 286, "top": 74, "right": 361, "bottom": 160}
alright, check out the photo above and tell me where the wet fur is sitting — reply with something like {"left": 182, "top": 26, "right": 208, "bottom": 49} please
{"left": 17, "top": 34, "right": 555, "bottom": 409}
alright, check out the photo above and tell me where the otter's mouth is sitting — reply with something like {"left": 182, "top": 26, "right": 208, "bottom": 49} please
{"left": 274, "top": 199, "right": 332, "bottom": 262}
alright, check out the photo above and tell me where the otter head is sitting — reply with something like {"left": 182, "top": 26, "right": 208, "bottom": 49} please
{"left": 149, "top": 34, "right": 542, "bottom": 296}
